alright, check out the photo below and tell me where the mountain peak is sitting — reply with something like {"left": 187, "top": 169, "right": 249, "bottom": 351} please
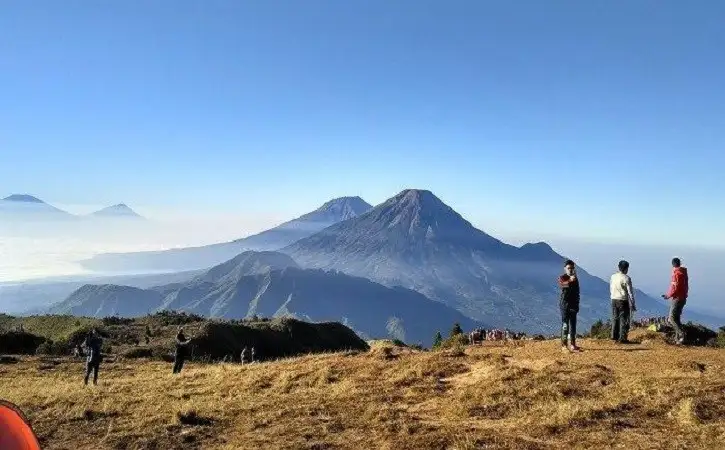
{"left": 314, "top": 196, "right": 372, "bottom": 220}
{"left": 2, "top": 194, "right": 45, "bottom": 203}
{"left": 390, "top": 189, "right": 444, "bottom": 210}
{"left": 374, "top": 189, "right": 474, "bottom": 241}
{"left": 287, "top": 196, "right": 372, "bottom": 227}
{"left": 519, "top": 241, "right": 562, "bottom": 261}
{"left": 92, "top": 203, "right": 142, "bottom": 218}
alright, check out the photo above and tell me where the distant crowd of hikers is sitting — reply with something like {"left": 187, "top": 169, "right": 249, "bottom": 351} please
{"left": 558, "top": 257, "right": 689, "bottom": 353}
{"left": 632, "top": 316, "right": 669, "bottom": 329}
{"left": 469, "top": 328, "right": 528, "bottom": 343}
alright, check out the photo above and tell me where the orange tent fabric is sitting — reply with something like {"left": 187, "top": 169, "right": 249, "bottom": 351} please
{"left": 0, "top": 401, "right": 41, "bottom": 450}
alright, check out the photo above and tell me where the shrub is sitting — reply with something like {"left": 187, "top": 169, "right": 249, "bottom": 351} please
{"left": 123, "top": 348, "right": 154, "bottom": 359}
{"left": 681, "top": 322, "right": 717, "bottom": 346}
{"left": 432, "top": 331, "right": 443, "bottom": 349}
{"left": 102, "top": 316, "right": 134, "bottom": 326}
{"left": 449, "top": 323, "right": 463, "bottom": 338}
{"left": 150, "top": 310, "right": 205, "bottom": 326}
{"left": 191, "top": 317, "right": 369, "bottom": 362}
{"left": 588, "top": 320, "right": 611, "bottom": 339}
{"left": 36, "top": 339, "right": 72, "bottom": 356}
{"left": 0, "top": 331, "right": 47, "bottom": 355}
{"left": 437, "top": 333, "right": 469, "bottom": 350}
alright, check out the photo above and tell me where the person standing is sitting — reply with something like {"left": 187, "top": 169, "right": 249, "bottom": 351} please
{"left": 610, "top": 260, "right": 637, "bottom": 343}
{"left": 83, "top": 329, "right": 103, "bottom": 386}
{"left": 173, "top": 327, "right": 191, "bottom": 374}
{"left": 558, "top": 259, "right": 581, "bottom": 352}
{"left": 663, "top": 257, "right": 689, "bottom": 344}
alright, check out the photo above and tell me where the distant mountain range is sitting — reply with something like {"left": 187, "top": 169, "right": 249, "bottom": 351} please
{"left": 80, "top": 196, "right": 372, "bottom": 273}
{"left": 9, "top": 188, "right": 722, "bottom": 339}
{"left": 0, "top": 194, "right": 143, "bottom": 221}
{"left": 50, "top": 251, "right": 479, "bottom": 345}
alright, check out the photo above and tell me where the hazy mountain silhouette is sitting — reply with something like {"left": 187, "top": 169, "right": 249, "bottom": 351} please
{"left": 3, "top": 194, "right": 45, "bottom": 203}
{"left": 0, "top": 194, "right": 75, "bottom": 221}
{"left": 284, "top": 189, "right": 673, "bottom": 333}
{"left": 50, "top": 284, "right": 164, "bottom": 317}
{"left": 80, "top": 196, "right": 373, "bottom": 273}
{"left": 50, "top": 251, "right": 479, "bottom": 345}
{"left": 90, "top": 203, "right": 144, "bottom": 219}
{"left": 0, "top": 271, "right": 202, "bottom": 315}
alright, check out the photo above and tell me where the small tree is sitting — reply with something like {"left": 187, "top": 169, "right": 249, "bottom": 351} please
{"left": 432, "top": 331, "right": 443, "bottom": 348}
{"left": 449, "top": 323, "right": 463, "bottom": 338}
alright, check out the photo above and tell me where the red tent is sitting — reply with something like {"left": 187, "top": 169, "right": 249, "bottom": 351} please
{"left": 0, "top": 401, "right": 41, "bottom": 450}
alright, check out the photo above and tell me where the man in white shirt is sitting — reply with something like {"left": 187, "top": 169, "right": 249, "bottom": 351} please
{"left": 610, "top": 260, "right": 636, "bottom": 343}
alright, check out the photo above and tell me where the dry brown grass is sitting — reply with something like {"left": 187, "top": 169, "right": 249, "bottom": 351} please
{"left": 2, "top": 331, "right": 725, "bottom": 449}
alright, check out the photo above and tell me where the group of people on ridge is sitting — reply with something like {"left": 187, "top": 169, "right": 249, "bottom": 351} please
{"left": 558, "top": 257, "right": 690, "bottom": 353}
{"left": 79, "top": 325, "right": 260, "bottom": 385}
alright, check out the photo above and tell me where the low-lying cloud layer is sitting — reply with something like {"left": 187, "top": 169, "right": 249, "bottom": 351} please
{"left": 0, "top": 212, "right": 284, "bottom": 282}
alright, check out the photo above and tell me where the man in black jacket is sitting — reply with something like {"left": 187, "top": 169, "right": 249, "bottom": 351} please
{"left": 84, "top": 329, "right": 103, "bottom": 385}
{"left": 558, "top": 259, "right": 581, "bottom": 353}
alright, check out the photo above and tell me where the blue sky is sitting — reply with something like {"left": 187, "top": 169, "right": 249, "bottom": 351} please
{"left": 2, "top": 1, "right": 724, "bottom": 247}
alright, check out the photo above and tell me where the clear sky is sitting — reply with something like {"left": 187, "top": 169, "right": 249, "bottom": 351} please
{"left": 2, "top": 1, "right": 725, "bottom": 247}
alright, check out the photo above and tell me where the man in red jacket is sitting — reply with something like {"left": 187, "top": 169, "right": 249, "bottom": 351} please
{"left": 663, "top": 257, "right": 689, "bottom": 344}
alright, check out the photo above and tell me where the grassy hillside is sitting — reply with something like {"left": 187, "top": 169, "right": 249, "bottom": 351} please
{"left": 0, "top": 314, "right": 100, "bottom": 342}
{"left": 1, "top": 330, "right": 724, "bottom": 449}
{"left": 0, "top": 312, "right": 369, "bottom": 362}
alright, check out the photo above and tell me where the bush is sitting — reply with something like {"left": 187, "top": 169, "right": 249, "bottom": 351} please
{"left": 681, "top": 322, "right": 717, "bottom": 346}
{"left": 436, "top": 333, "right": 469, "bottom": 350}
{"left": 102, "top": 316, "right": 134, "bottom": 326}
{"left": 432, "top": 331, "right": 443, "bottom": 349}
{"left": 150, "top": 310, "right": 205, "bottom": 327}
{"left": 588, "top": 320, "right": 611, "bottom": 339}
{"left": 711, "top": 333, "right": 725, "bottom": 349}
{"left": 123, "top": 348, "right": 154, "bottom": 359}
{"left": 449, "top": 323, "right": 463, "bottom": 338}
{"left": 191, "top": 317, "right": 369, "bottom": 362}
{"left": 36, "top": 339, "right": 72, "bottom": 355}
{"left": 0, "top": 331, "right": 47, "bottom": 355}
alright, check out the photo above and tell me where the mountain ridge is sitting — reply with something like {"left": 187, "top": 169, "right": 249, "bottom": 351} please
{"left": 51, "top": 251, "right": 481, "bottom": 345}
{"left": 80, "top": 196, "right": 374, "bottom": 273}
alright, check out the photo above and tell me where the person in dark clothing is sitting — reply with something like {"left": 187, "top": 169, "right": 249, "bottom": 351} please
{"left": 558, "top": 259, "right": 581, "bottom": 353}
{"left": 173, "top": 327, "right": 191, "bottom": 374}
{"left": 610, "top": 260, "right": 637, "bottom": 343}
{"left": 84, "top": 329, "right": 103, "bottom": 386}
{"left": 663, "top": 257, "right": 689, "bottom": 344}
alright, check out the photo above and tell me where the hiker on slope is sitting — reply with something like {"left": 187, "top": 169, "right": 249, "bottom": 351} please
{"left": 83, "top": 329, "right": 103, "bottom": 386}
{"left": 663, "top": 257, "right": 689, "bottom": 344}
{"left": 558, "top": 259, "right": 581, "bottom": 353}
{"left": 610, "top": 260, "right": 636, "bottom": 343}
{"left": 173, "top": 327, "right": 191, "bottom": 374}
